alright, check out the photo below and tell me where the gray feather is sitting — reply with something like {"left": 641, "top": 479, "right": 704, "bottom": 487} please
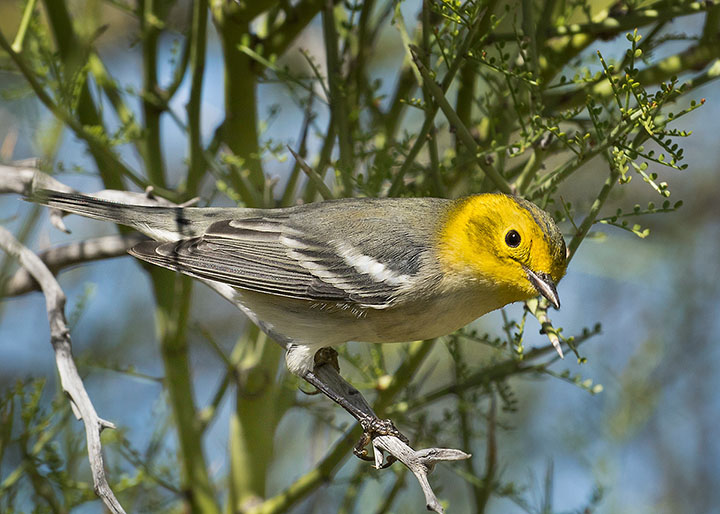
{"left": 31, "top": 190, "right": 245, "bottom": 240}
{"left": 33, "top": 190, "right": 450, "bottom": 308}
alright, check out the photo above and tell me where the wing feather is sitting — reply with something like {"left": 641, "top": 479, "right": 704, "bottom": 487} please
{"left": 129, "top": 218, "right": 406, "bottom": 308}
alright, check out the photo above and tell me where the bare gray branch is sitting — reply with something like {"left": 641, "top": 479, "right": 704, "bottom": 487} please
{"left": 0, "top": 226, "right": 125, "bottom": 514}
{"left": 313, "top": 364, "right": 470, "bottom": 514}
{"left": 3, "top": 234, "right": 145, "bottom": 296}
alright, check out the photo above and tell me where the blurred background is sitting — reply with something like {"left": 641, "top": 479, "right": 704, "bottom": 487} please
{"left": 1, "top": 1, "right": 719, "bottom": 513}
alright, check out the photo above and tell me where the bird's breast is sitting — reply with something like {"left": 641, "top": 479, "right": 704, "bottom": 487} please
{"left": 355, "top": 289, "right": 503, "bottom": 343}
{"left": 235, "top": 284, "right": 508, "bottom": 346}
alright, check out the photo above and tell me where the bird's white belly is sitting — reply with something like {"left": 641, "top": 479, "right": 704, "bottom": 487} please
{"left": 235, "top": 287, "right": 504, "bottom": 364}
{"left": 354, "top": 291, "right": 502, "bottom": 343}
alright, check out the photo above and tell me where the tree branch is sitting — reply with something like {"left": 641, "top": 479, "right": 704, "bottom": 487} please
{"left": 247, "top": 360, "right": 470, "bottom": 514}
{"left": 0, "top": 226, "right": 124, "bottom": 514}
{"left": 410, "top": 45, "right": 512, "bottom": 194}
{"left": 262, "top": 0, "right": 325, "bottom": 57}
{"left": 2, "top": 234, "right": 145, "bottom": 297}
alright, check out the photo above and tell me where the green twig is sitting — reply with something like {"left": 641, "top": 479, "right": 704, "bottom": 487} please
{"left": 302, "top": 112, "right": 336, "bottom": 203}
{"left": 389, "top": 5, "right": 493, "bottom": 195}
{"left": 11, "top": 0, "right": 38, "bottom": 53}
{"left": 322, "top": 0, "right": 354, "bottom": 195}
{"left": 185, "top": 0, "right": 208, "bottom": 195}
{"left": 140, "top": 0, "right": 167, "bottom": 187}
{"left": 87, "top": 52, "right": 143, "bottom": 155}
{"left": 288, "top": 146, "right": 335, "bottom": 200}
{"left": 514, "top": 147, "right": 541, "bottom": 194}
{"left": 162, "top": 2, "right": 193, "bottom": 100}
{"left": 411, "top": 46, "right": 512, "bottom": 194}
{"left": 281, "top": 97, "right": 316, "bottom": 206}
{"left": 401, "top": 329, "right": 597, "bottom": 413}
{"left": 567, "top": 168, "right": 621, "bottom": 260}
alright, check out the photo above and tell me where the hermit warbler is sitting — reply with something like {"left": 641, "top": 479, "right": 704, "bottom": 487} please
{"left": 34, "top": 191, "right": 567, "bottom": 376}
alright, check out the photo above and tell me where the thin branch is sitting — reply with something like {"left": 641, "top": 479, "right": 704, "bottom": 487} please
{"left": 410, "top": 45, "right": 512, "bottom": 194}
{"left": 0, "top": 31, "right": 147, "bottom": 191}
{"left": 401, "top": 330, "right": 598, "bottom": 414}
{"left": 10, "top": 0, "right": 38, "bottom": 53}
{"left": 2, "top": 234, "right": 145, "bottom": 297}
{"left": 281, "top": 95, "right": 316, "bottom": 206}
{"left": 567, "top": 168, "right": 622, "bottom": 260}
{"left": 322, "top": 0, "right": 354, "bottom": 195}
{"left": 0, "top": 226, "right": 124, "bottom": 514}
{"left": 388, "top": 4, "right": 491, "bottom": 195}
{"left": 248, "top": 361, "right": 470, "bottom": 514}
{"left": 287, "top": 146, "right": 335, "bottom": 200}
{"left": 185, "top": 0, "right": 208, "bottom": 195}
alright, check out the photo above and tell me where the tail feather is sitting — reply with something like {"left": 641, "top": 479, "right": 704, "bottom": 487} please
{"left": 31, "top": 189, "right": 238, "bottom": 241}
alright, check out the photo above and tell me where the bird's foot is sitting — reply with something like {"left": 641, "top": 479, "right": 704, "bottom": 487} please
{"left": 354, "top": 416, "right": 409, "bottom": 467}
{"left": 313, "top": 346, "right": 340, "bottom": 373}
{"left": 300, "top": 347, "right": 341, "bottom": 395}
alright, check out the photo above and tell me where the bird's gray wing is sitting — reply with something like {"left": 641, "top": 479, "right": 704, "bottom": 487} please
{"left": 129, "top": 216, "right": 419, "bottom": 308}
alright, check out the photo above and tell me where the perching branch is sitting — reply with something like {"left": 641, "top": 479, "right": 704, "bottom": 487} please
{"left": 372, "top": 436, "right": 470, "bottom": 513}
{"left": 0, "top": 225, "right": 124, "bottom": 514}
{"left": 312, "top": 364, "right": 470, "bottom": 514}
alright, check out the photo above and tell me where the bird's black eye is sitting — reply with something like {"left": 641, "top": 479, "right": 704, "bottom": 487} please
{"left": 505, "top": 229, "right": 521, "bottom": 248}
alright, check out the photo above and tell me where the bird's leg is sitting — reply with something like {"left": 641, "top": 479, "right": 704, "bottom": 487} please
{"left": 313, "top": 346, "right": 340, "bottom": 372}
{"left": 302, "top": 350, "right": 409, "bottom": 463}
{"left": 298, "top": 348, "right": 340, "bottom": 396}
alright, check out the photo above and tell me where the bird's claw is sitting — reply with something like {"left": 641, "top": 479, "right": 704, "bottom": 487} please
{"left": 353, "top": 417, "right": 409, "bottom": 467}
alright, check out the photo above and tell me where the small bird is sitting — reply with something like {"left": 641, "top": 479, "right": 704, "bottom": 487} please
{"left": 34, "top": 190, "right": 567, "bottom": 450}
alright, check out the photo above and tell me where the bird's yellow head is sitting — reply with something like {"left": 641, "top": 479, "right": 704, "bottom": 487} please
{"left": 438, "top": 194, "right": 568, "bottom": 308}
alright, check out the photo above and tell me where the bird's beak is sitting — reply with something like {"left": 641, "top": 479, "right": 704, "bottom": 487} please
{"left": 524, "top": 267, "right": 560, "bottom": 309}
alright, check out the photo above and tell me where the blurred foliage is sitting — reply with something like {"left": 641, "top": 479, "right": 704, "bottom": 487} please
{"left": 0, "top": 379, "right": 97, "bottom": 512}
{"left": 1, "top": 0, "right": 719, "bottom": 513}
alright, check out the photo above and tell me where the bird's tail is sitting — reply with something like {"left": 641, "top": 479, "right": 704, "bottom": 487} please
{"left": 31, "top": 189, "right": 237, "bottom": 241}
